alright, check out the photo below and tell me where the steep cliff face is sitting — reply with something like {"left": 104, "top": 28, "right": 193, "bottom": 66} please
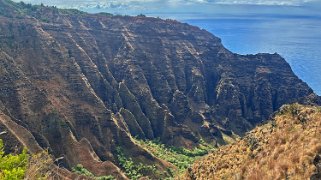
{"left": 0, "top": 0, "right": 319, "bottom": 178}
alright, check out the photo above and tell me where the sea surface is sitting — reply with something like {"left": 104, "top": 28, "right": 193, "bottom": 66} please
{"left": 183, "top": 17, "right": 321, "bottom": 95}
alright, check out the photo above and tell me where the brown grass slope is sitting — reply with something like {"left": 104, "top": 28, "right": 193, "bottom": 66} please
{"left": 183, "top": 104, "right": 321, "bottom": 180}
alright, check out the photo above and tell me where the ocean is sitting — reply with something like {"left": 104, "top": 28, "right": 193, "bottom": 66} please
{"left": 183, "top": 17, "right": 321, "bottom": 95}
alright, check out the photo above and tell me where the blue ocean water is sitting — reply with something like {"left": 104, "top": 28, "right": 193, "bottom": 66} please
{"left": 183, "top": 17, "right": 321, "bottom": 95}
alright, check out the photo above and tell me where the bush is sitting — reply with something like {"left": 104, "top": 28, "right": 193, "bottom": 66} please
{"left": 0, "top": 139, "right": 29, "bottom": 180}
{"left": 72, "top": 164, "right": 115, "bottom": 180}
{"left": 134, "top": 138, "right": 214, "bottom": 176}
{"left": 116, "top": 147, "right": 157, "bottom": 180}
{"left": 72, "top": 164, "right": 94, "bottom": 177}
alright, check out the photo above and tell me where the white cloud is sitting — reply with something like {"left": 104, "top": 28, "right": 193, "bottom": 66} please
{"left": 12, "top": 0, "right": 320, "bottom": 9}
{"left": 214, "top": 0, "right": 317, "bottom": 6}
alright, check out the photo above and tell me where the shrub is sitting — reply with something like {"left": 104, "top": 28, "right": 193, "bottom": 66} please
{"left": 133, "top": 138, "right": 214, "bottom": 177}
{"left": 72, "top": 164, "right": 115, "bottom": 180}
{"left": 0, "top": 139, "right": 29, "bottom": 180}
{"left": 115, "top": 147, "right": 157, "bottom": 180}
{"left": 72, "top": 164, "right": 94, "bottom": 177}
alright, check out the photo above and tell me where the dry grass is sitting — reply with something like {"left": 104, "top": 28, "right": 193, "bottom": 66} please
{"left": 182, "top": 104, "right": 321, "bottom": 180}
{"left": 24, "top": 150, "right": 75, "bottom": 180}
{"left": 24, "top": 151, "right": 55, "bottom": 179}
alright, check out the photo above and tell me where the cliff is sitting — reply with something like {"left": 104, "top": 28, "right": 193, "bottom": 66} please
{"left": 0, "top": 0, "right": 319, "bottom": 178}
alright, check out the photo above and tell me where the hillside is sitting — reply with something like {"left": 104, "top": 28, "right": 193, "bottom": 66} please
{"left": 0, "top": 0, "right": 320, "bottom": 178}
{"left": 183, "top": 104, "right": 321, "bottom": 180}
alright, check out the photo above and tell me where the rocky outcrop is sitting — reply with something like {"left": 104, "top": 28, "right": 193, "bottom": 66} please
{"left": 0, "top": 0, "right": 319, "bottom": 177}
{"left": 311, "top": 154, "right": 321, "bottom": 180}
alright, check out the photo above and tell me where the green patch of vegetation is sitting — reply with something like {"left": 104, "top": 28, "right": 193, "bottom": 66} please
{"left": 116, "top": 147, "right": 159, "bottom": 180}
{"left": 134, "top": 138, "right": 214, "bottom": 176}
{"left": 0, "top": 139, "right": 29, "bottom": 180}
{"left": 58, "top": 8, "right": 87, "bottom": 15}
{"left": 245, "top": 136, "right": 258, "bottom": 151}
{"left": 0, "top": 0, "right": 85, "bottom": 19}
{"left": 72, "top": 164, "right": 115, "bottom": 180}
{"left": 277, "top": 103, "right": 300, "bottom": 116}
{"left": 137, "top": 14, "right": 146, "bottom": 17}
{"left": 40, "top": 18, "right": 50, "bottom": 23}
{"left": 0, "top": 0, "right": 38, "bottom": 17}
{"left": 98, "top": 12, "right": 114, "bottom": 17}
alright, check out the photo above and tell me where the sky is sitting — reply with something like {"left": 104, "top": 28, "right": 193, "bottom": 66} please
{"left": 12, "top": 0, "right": 320, "bottom": 7}
{"left": 11, "top": 0, "right": 321, "bottom": 19}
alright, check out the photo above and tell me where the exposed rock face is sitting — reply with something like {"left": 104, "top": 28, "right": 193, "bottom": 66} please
{"left": 0, "top": 0, "right": 319, "bottom": 177}
{"left": 311, "top": 154, "right": 321, "bottom": 180}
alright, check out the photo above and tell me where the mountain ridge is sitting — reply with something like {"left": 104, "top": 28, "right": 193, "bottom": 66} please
{"left": 0, "top": 0, "right": 320, "bottom": 178}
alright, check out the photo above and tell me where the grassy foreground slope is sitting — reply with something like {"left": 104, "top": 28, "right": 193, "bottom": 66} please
{"left": 182, "top": 104, "right": 321, "bottom": 180}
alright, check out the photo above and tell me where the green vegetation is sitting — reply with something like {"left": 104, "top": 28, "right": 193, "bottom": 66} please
{"left": 0, "top": 138, "right": 53, "bottom": 179}
{"left": 58, "top": 8, "right": 87, "bottom": 15}
{"left": 137, "top": 14, "right": 146, "bottom": 17}
{"left": 0, "top": 0, "right": 85, "bottom": 20}
{"left": 0, "top": 0, "right": 39, "bottom": 17}
{"left": 116, "top": 147, "right": 159, "bottom": 180}
{"left": 40, "top": 18, "right": 50, "bottom": 23}
{"left": 134, "top": 138, "right": 214, "bottom": 175}
{"left": 98, "top": 12, "right": 114, "bottom": 17}
{"left": 0, "top": 139, "right": 29, "bottom": 180}
{"left": 114, "top": 139, "right": 214, "bottom": 179}
{"left": 72, "top": 164, "right": 115, "bottom": 180}
{"left": 0, "top": 136, "right": 113, "bottom": 179}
